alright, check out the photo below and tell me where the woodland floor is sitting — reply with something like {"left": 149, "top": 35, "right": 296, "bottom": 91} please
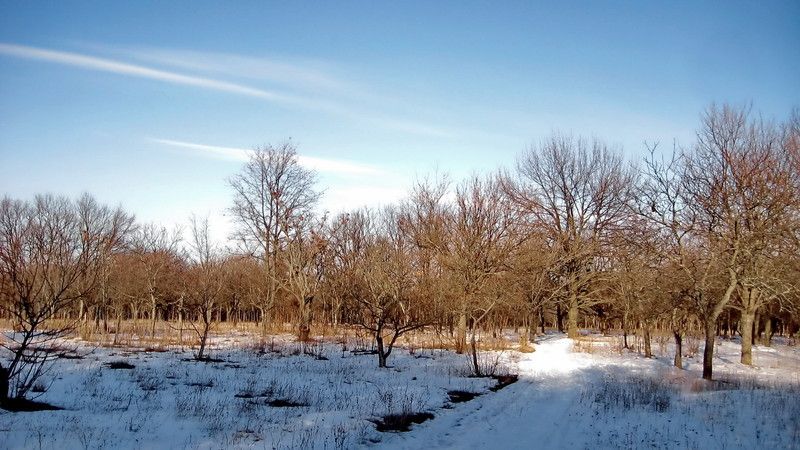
{"left": 0, "top": 329, "right": 798, "bottom": 449}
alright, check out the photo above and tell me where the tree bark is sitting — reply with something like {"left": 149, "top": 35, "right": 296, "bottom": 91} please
{"left": 753, "top": 311, "right": 760, "bottom": 345}
{"left": 178, "top": 295, "right": 184, "bottom": 345}
{"left": 567, "top": 294, "right": 579, "bottom": 339}
{"left": 740, "top": 310, "right": 754, "bottom": 365}
{"left": 376, "top": 334, "right": 387, "bottom": 368}
{"left": 197, "top": 322, "right": 209, "bottom": 360}
{"left": 643, "top": 322, "right": 652, "bottom": 358}
{"left": 673, "top": 331, "right": 683, "bottom": 369}
{"left": 556, "top": 304, "right": 564, "bottom": 333}
{"left": 78, "top": 299, "right": 86, "bottom": 323}
{"left": 539, "top": 305, "right": 546, "bottom": 334}
{"left": 0, "top": 364, "right": 8, "bottom": 406}
{"left": 150, "top": 293, "right": 157, "bottom": 339}
{"left": 703, "top": 273, "right": 737, "bottom": 380}
{"left": 702, "top": 319, "right": 716, "bottom": 380}
{"left": 455, "top": 309, "right": 467, "bottom": 354}
{"left": 259, "top": 307, "right": 269, "bottom": 339}
{"left": 113, "top": 312, "right": 122, "bottom": 345}
{"left": 470, "top": 332, "right": 481, "bottom": 376}
{"left": 298, "top": 296, "right": 313, "bottom": 342}
{"left": 763, "top": 316, "right": 773, "bottom": 347}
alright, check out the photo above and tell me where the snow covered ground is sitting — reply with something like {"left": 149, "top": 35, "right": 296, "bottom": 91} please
{"left": 1, "top": 331, "right": 798, "bottom": 449}
{"left": 384, "top": 334, "right": 800, "bottom": 449}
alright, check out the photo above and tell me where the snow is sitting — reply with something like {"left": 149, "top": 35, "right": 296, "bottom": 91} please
{"left": 1, "top": 331, "right": 798, "bottom": 449}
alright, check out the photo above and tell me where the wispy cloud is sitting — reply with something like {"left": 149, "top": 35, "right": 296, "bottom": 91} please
{"left": 104, "top": 45, "right": 351, "bottom": 94}
{"left": 150, "top": 138, "right": 385, "bottom": 176}
{"left": 150, "top": 138, "right": 249, "bottom": 161}
{"left": 0, "top": 42, "right": 457, "bottom": 138}
{"left": 0, "top": 43, "right": 307, "bottom": 105}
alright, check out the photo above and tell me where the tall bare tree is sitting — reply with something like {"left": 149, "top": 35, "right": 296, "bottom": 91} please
{"left": 228, "top": 142, "right": 320, "bottom": 338}
{"left": 442, "top": 175, "right": 522, "bottom": 374}
{"left": 639, "top": 104, "right": 799, "bottom": 378}
{"left": 506, "top": 134, "right": 635, "bottom": 338}
{"left": 686, "top": 105, "right": 798, "bottom": 374}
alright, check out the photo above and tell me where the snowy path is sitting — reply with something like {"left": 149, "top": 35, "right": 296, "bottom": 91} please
{"left": 382, "top": 337, "right": 607, "bottom": 449}
{"left": 381, "top": 336, "right": 800, "bottom": 450}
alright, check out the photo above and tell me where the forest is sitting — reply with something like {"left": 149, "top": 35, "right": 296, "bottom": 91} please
{"left": 1, "top": 103, "right": 799, "bottom": 448}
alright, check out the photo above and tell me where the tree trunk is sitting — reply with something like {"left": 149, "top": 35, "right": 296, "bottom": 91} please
{"left": 178, "top": 296, "right": 184, "bottom": 345}
{"left": 198, "top": 308, "right": 212, "bottom": 359}
{"left": 197, "top": 325, "right": 209, "bottom": 360}
{"left": 567, "top": 294, "right": 579, "bottom": 339}
{"left": 78, "top": 299, "right": 86, "bottom": 323}
{"left": 643, "top": 322, "right": 652, "bottom": 358}
{"left": 298, "top": 296, "right": 312, "bottom": 342}
{"left": 702, "top": 319, "right": 716, "bottom": 380}
{"left": 725, "top": 310, "right": 732, "bottom": 338}
{"left": 673, "top": 331, "right": 683, "bottom": 369}
{"left": 132, "top": 304, "right": 139, "bottom": 332}
{"left": 763, "top": 316, "right": 773, "bottom": 347}
{"left": 556, "top": 304, "right": 564, "bottom": 333}
{"left": 455, "top": 309, "right": 467, "bottom": 354}
{"left": 376, "top": 334, "right": 387, "bottom": 368}
{"left": 470, "top": 332, "right": 480, "bottom": 377}
{"left": 539, "top": 305, "right": 546, "bottom": 334}
{"left": 94, "top": 303, "right": 101, "bottom": 332}
{"left": 113, "top": 312, "right": 122, "bottom": 345}
{"left": 0, "top": 364, "right": 9, "bottom": 406}
{"left": 150, "top": 293, "right": 157, "bottom": 339}
{"left": 261, "top": 308, "right": 268, "bottom": 338}
{"left": 753, "top": 311, "right": 760, "bottom": 345}
{"left": 740, "top": 310, "right": 754, "bottom": 365}
{"left": 102, "top": 301, "right": 109, "bottom": 334}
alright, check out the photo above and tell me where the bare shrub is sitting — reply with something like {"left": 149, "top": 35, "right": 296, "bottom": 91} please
{"left": 588, "top": 375, "right": 675, "bottom": 413}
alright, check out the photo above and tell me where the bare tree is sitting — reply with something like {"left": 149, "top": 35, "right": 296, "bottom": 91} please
{"left": 637, "top": 143, "right": 702, "bottom": 368}
{"left": 0, "top": 194, "right": 131, "bottom": 403}
{"left": 401, "top": 173, "right": 453, "bottom": 346}
{"left": 184, "top": 216, "right": 224, "bottom": 360}
{"left": 75, "top": 194, "right": 136, "bottom": 334}
{"left": 347, "top": 208, "right": 432, "bottom": 368}
{"left": 131, "top": 223, "right": 182, "bottom": 338}
{"left": 506, "top": 134, "right": 635, "bottom": 338}
{"left": 283, "top": 217, "right": 327, "bottom": 341}
{"left": 325, "top": 212, "right": 369, "bottom": 328}
{"left": 685, "top": 105, "right": 797, "bottom": 374}
{"left": 443, "top": 175, "right": 522, "bottom": 375}
{"left": 228, "top": 142, "right": 320, "bottom": 338}
{"left": 639, "top": 104, "right": 799, "bottom": 378}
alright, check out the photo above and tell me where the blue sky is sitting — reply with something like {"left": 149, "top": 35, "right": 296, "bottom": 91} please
{"left": 1, "top": 1, "right": 798, "bottom": 240}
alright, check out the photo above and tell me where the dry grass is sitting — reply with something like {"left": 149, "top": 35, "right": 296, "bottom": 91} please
{"left": 572, "top": 335, "right": 619, "bottom": 355}
{"left": 0, "top": 318, "right": 527, "bottom": 358}
{"left": 572, "top": 336, "right": 601, "bottom": 354}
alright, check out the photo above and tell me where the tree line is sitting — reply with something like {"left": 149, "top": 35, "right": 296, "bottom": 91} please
{"left": 1, "top": 103, "right": 799, "bottom": 402}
